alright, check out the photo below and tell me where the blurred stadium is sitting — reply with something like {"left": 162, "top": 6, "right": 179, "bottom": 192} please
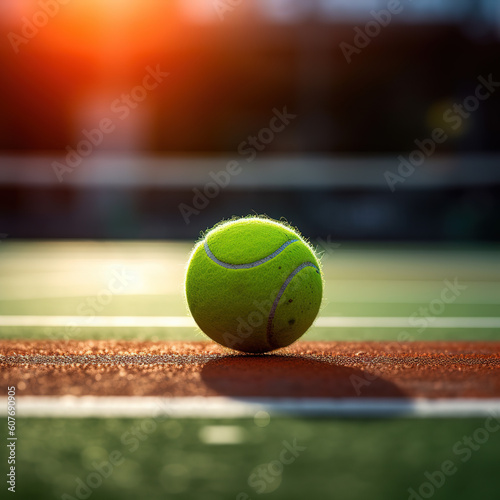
{"left": 1, "top": 0, "right": 499, "bottom": 240}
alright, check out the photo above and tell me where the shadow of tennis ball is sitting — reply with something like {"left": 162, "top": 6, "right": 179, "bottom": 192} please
{"left": 201, "top": 355, "right": 406, "bottom": 398}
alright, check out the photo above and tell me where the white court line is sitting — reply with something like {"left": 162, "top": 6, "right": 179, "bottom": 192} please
{"left": 1, "top": 396, "right": 500, "bottom": 418}
{"left": 0, "top": 316, "right": 194, "bottom": 327}
{"left": 314, "top": 317, "right": 500, "bottom": 328}
{"left": 0, "top": 316, "right": 500, "bottom": 328}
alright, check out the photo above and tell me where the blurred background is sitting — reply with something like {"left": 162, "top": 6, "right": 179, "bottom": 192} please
{"left": 0, "top": 0, "right": 499, "bottom": 241}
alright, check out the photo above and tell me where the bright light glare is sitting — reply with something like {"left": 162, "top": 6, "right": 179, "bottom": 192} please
{"left": 7, "top": 0, "right": 176, "bottom": 57}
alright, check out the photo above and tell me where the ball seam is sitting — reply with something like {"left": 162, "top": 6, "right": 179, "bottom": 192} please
{"left": 203, "top": 239, "right": 299, "bottom": 269}
{"left": 266, "top": 262, "right": 319, "bottom": 349}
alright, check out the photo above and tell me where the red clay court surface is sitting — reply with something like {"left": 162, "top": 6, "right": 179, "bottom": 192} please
{"left": 2, "top": 340, "right": 500, "bottom": 399}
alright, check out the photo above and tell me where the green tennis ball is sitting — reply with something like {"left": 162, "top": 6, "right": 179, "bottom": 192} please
{"left": 185, "top": 216, "right": 323, "bottom": 353}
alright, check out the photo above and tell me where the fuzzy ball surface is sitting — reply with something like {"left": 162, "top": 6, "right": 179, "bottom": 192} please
{"left": 185, "top": 217, "right": 323, "bottom": 353}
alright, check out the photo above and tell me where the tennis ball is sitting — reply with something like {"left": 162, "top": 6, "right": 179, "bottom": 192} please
{"left": 185, "top": 216, "right": 323, "bottom": 353}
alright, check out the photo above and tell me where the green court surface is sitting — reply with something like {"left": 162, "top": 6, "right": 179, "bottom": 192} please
{"left": 1, "top": 241, "right": 500, "bottom": 500}
{"left": 1, "top": 241, "right": 499, "bottom": 342}
{"left": 2, "top": 418, "right": 500, "bottom": 500}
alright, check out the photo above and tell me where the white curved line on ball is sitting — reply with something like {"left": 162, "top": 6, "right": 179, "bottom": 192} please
{"left": 204, "top": 239, "right": 299, "bottom": 269}
{"left": 266, "top": 262, "right": 319, "bottom": 341}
